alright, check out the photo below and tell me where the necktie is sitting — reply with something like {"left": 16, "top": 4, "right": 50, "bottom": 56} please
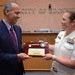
{"left": 10, "top": 27, "right": 19, "bottom": 53}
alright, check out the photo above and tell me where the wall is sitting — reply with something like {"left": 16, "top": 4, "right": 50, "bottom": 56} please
{"left": 0, "top": 0, "right": 75, "bottom": 32}
{"left": 0, "top": 0, "right": 16, "bottom": 20}
{"left": 0, "top": 0, "right": 10, "bottom": 20}
{"left": 15, "top": 0, "right": 75, "bottom": 32}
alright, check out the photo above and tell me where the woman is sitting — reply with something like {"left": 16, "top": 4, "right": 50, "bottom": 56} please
{"left": 43, "top": 11, "right": 75, "bottom": 75}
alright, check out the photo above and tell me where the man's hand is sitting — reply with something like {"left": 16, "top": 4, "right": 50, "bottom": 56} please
{"left": 17, "top": 53, "right": 32, "bottom": 60}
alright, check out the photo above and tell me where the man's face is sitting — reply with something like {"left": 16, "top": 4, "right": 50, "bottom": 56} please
{"left": 6, "top": 3, "right": 21, "bottom": 25}
{"left": 61, "top": 13, "right": 72, "bottom": 30}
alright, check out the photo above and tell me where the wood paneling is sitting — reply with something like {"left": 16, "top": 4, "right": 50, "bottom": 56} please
{"left": 0, "top": 0, "right": 16, "bottom": 20}
{"left": 0, "top": 0, "right": 10, "bottom": 20}
{"left": 22, "top": 33, "right": 58, "bottom": 71}
{"left": 0, "top": 0, "right": 10, "bottom": 5}
{"left": 0, "top": 7, "right": 4, "bottom": 20}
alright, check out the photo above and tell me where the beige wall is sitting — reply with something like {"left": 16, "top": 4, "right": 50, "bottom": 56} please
{"left": 15, "top": 0, "right": 75, "bottom": 32}
{"left": 0, "top": 0, "right": 75, "bottom": 32}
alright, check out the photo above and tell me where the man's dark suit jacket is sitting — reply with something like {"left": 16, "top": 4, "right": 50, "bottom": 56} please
{"left": 0, "top": 20, "right": 25, "bottom": 75}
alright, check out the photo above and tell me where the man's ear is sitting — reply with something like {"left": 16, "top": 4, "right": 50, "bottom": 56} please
{"left": 5, "top": 9, "right": 10, "bottom": 15}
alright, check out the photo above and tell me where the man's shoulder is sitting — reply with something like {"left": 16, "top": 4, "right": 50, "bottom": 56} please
{"left": 0, "top": 20, "right": 3, "bottom": 27}
{"left": 0, "top": 20, "right": 3, "bottom": 24}
{"left": 14, "top": 24, "right": 22, "bottom": 31}
{"left": 14, "top": 24, "right": 21, "bottom": 28}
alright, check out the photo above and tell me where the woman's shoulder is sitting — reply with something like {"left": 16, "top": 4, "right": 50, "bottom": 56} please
{"left": 58, "top": 30, "right": 66, "bottom": 35}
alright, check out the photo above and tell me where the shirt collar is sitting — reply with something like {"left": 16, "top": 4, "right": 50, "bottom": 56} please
{"left": 2, "top": 19, "right": 13, "bottom": 31}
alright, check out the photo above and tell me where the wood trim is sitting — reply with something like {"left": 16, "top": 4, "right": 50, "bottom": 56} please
{"left": 22, "top": 33, "right": 57, "bottom": 71}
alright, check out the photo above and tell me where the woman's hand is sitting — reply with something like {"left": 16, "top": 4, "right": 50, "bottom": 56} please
{"left": 43, "top": 53, "right": 53, "bottom": 60}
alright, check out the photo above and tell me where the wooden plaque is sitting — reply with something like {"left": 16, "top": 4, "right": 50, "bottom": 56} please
{"left": 24, "top": 42, "right": 49, "bottom": 56}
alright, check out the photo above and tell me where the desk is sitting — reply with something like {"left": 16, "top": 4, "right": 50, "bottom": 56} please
{"left": 22, "top": 32, "right": 58, "bottom": 71}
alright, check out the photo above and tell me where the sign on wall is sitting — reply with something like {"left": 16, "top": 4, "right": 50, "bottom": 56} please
{"left": 15, "top": 0, "right": 75, "bottom": 32}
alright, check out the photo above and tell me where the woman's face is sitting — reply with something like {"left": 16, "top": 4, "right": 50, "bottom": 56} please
{"left": 61, "top": 12, "right": 72, "bottom": 30}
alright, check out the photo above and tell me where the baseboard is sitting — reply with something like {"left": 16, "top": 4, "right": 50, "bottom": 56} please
{"left": 25, "top": 69, "right": 51, "bottom": 72}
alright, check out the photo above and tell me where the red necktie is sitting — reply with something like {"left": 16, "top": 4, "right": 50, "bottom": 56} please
{"left": 10, "top": 27, "right": 19, "bottom": 53}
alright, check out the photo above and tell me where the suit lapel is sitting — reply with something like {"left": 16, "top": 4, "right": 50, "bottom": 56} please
{"left": 1, "top": 20, "right": 18, "bottom": 53}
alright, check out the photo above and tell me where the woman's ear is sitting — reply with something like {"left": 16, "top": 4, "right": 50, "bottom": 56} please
{"left": 71, "top": 20, "right": 75, "bottom": 26}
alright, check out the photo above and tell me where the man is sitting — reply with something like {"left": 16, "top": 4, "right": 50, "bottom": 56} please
{"left": 0, "top": 2, "right": 30, "bottom": 75}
